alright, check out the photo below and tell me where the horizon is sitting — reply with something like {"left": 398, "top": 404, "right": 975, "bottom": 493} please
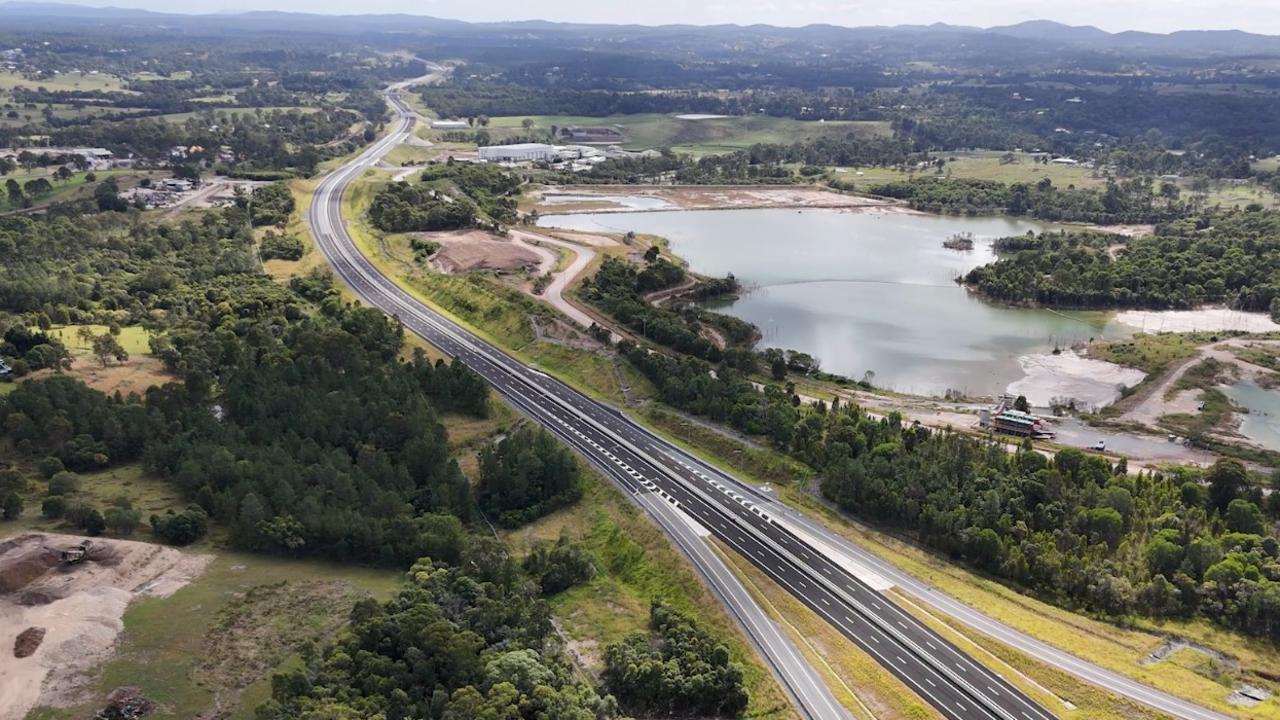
{"left": 3, "top": 0, "right": 1277, "bottom": 35}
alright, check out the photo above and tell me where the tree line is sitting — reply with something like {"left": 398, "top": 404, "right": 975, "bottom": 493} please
{"left": 964, "top": 207, "right": 1280, "bottom": 314}
{"left": 616, "top": 341, "right": 1280, "bottom": 638}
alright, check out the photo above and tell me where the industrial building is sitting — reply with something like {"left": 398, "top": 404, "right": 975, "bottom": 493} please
{"left": 430, "top": 119, "right": 470, "bottom": 130}
{"left": 478, "top": 143, "right": 561, "bottom": 163}
{"left": 556, "top": 125, "right": 626, "bottom": 143}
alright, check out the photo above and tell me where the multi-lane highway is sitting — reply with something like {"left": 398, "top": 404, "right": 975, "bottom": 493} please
{"left": 307, "top": 63, "right": 1233, "bottom": 720}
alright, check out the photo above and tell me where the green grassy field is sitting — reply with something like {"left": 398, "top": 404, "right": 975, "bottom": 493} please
{"left": 0, "top": 169, "right": 152, "bottom": 212}
{"left": 0, "top": 101, "right": 146, "bottom": 128}
{"left": 485, "top": 113, "right": 890, "bottom": 155}
{"left": 155, "top": 105, "right": 316, "bottom": 124}
{"left": 48, "top": 324, "right": 152, "bottom": 354}
{"left": 24, "top": 552, "right": 400, "bottom": 720}
{"left": 129, "top": 70, "right": 194, "bottom": 83}
{"left": 833, "top": 150, "right": 1109, "bottom": 189}
{"left": 0, "top": 69, "right": 126, "bottom": 93}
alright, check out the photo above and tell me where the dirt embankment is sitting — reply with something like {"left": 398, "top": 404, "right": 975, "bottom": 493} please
{"left": 533, "top": 184, "right": 897, "bottom": 213}
{"left": 421, "top": 229, "right": 546, "bottom": 274}
{"left": 0, "top": 533, "right": 210, "bottom": 720}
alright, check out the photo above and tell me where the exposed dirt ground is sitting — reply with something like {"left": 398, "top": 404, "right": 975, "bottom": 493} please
{"left": 532, "top": 184, "right": 897, "bottom": 213}
{"left": 0, "top": 533, "right": 210, "bottom": 720}
{"left": 424, "top": 229, "right": 546, "bottom": 273}
{"left": 23, "top": 355, "right": 171, "bottom": 398}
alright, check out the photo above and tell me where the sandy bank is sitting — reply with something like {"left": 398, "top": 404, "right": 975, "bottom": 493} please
{"left": 1007, "top": 350, "right": 1146, "bottom": 409}
{"left": 1114, "top": 308, "right": 1280, "bottom": 334}
{"left": 533, "top": 184, "right": 894, "bottom": 213}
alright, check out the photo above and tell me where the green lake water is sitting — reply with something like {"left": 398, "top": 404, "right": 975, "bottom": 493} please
{"left": 541, "top": 208, "right": 1135, "bottom": 399}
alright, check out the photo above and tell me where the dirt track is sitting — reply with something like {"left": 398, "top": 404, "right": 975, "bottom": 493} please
{"left": 0, "top": 532, "right": 209, "bottom": 720}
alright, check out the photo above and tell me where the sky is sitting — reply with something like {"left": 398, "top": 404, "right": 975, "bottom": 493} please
{"left": 17, "top": 0, "right": 1280, "bottom": 35}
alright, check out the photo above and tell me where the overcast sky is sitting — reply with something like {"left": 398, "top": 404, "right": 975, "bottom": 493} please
{"left": 24, "top": 0, "right": 1280, "bottom": 35}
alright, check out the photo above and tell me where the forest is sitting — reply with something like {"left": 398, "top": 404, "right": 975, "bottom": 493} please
{"left": 964, "top": 208, "right": 1280, "bottom": 313}
{"left": 619, "top": 345, "right": 1280, "bottom": 639}
{"left": 867, "top": 175, "right": 1187, "bottom": 224}
{"left": 256, "top": 537, "right": 747, "bottom": 720}
{"left": 368, "top": 164, "right": 523, "bottom": 232}
{"left": 580, "top": 255, "right": 754, "bottom": 365}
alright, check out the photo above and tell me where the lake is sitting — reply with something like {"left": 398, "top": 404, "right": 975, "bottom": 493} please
{"left": 541, "top": 207, "right": 1139, "bottom": 401}
{"left": 1221, "top": 381, "right": 1280, "bottom": 451}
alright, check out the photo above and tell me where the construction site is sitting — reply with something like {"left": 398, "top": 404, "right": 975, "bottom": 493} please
{"left": 0, "top": 533, "right": 209, "bottom": 720}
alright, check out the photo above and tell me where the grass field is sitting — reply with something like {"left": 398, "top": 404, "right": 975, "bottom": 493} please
{"left": 0, "top": 101, "right": 146, "bottom": 128}
{"left": 25, "top": 552, "right": 400, "bottom": 720}
{"left": 0, "top": 169, "right": 156, "bottom": 212}
{"left": 505, "top": 468, "right": 797, "bottom": 720}
{"left": 340, "top": 171, "right": 638, "bottom": 404}
{"left": 154, "top": 105, "right": 316, "bottom": 124}
{"left": 0, "top": 69, "right": 126, "bottom": 93}
{"left": 48, "top": 324, "right": 152, "bottom": 355}
{"left": 833, "top": 150, "right": 1109, "bottom": 189}
{"left": 486, "top": 113, "right": 891, "bottom": 155}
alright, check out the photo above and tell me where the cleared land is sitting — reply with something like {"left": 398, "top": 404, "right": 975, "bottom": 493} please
{"left": 531, "top": 183, "right": 894, "bottom": 213}
{"left": 0, "top": 70, "right": 125, "bottom": 93}
{"left": 485, "top": 113, "right": 891, "bottom": 154}
{"left": 0, "top": 532, "right": 211, "bottom": 720}
{"left": 424, "top": 229, "right": 546, "bottom": 273}
{"left": 835, "top": 150, "right": 1109, "bottom": 188}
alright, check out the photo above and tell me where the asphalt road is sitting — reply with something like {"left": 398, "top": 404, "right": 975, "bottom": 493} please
{"left": 307, "top": 65, "right": 1232, "bottom": 720}
{"left": 308, "top": 67, "right": 851, "bottom": 720}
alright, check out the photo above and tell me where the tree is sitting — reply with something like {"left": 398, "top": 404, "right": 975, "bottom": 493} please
{"left": 1, "top": 492, "right": 22, "bottom": 520}
{"left": 104, "top": 506, "right": 141, "bottom": 536}
{"left": 55, "top": 166, "right": 73, "bottom": 183}
{"left": 771, "top": 357, "right": 787, "bottom": 381}
{"left": 6, "top": 178, "right": 23, "bottom": 206}
{"left": 91, "top": 333, "right": 128, "bottom": 367}
{"left": 83, "top": 509, "right": 106, "bottom": 536}
{"left": 1225, "top": 498, "right": 1266, "bottom": 535}
{"left": 521, "top": 118, "right": 535, "bottom": 130}
{"left": 1207, "top": 459, "right": 1248, "bottom": 512}
{"left": 1013, "top": 395, "right": 1030, "bottom": 413}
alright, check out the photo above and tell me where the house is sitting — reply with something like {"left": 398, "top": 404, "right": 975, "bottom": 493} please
{"left": 1049, "top": 157, "right": 1080, "bottom": 165}
{"left": 431, "top": 119, "right": 470, "bottom": 130}
{"left": 556, "top": 126, "right": 625, "bottom": 144}
{"left": 0, "top": 359, "right": 12, "bottom": 378}
{"left": 478, "top": 143, "right": 560, "bottom": 163}
{"left": 158, "top": 178, "right": 194, "bottom": 192}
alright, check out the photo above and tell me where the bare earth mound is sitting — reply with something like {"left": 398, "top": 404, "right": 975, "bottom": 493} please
{"left": 533, "top": 184, "right": 894, "bottom": 212}
{"left": 422, "top": 230, "right": 544, "bottom": 273}
{"left": 0, "top": 532, "right": 211, "bottom": 720}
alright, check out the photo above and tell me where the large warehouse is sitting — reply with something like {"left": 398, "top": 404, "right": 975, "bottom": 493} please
{"left": 477, "top": 143, "right": 560, "bottom": 163}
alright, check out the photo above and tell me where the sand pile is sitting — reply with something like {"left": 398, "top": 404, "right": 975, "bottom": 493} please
{"left": 0, "top": 533, "right": 210, "bottom": 720}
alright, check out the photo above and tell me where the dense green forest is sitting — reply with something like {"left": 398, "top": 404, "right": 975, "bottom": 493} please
{"left": 0, "top": 201, "right": 580, "bottom": 565}
{"left": 867, "top": 176, "right": 1187, "bottom": 224}
{"left": 256, "top": 542, "right": 620, "bottom": 720}
{"left": 368, "top": 164, "right": 522, "bottom": 232}
{"left": 964, "top": 208, "right": 1280, "bottom": 313}
{"left": 620, "top": 345, "right": 1280, "bottom": 639}
{"left": 256, "top": 535, "right": 748, "bottom": 720}
{"left": 580, "top": 255, "right": 754, "bottom": 364}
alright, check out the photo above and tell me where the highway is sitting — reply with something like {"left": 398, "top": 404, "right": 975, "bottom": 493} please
{"left": 308, "top": 64, "right": 1231, "bottom": 720}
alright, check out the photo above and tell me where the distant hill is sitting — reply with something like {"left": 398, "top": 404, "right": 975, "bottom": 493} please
{"left": 1, "top": 2, "right": 1278, "bottom": 57}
